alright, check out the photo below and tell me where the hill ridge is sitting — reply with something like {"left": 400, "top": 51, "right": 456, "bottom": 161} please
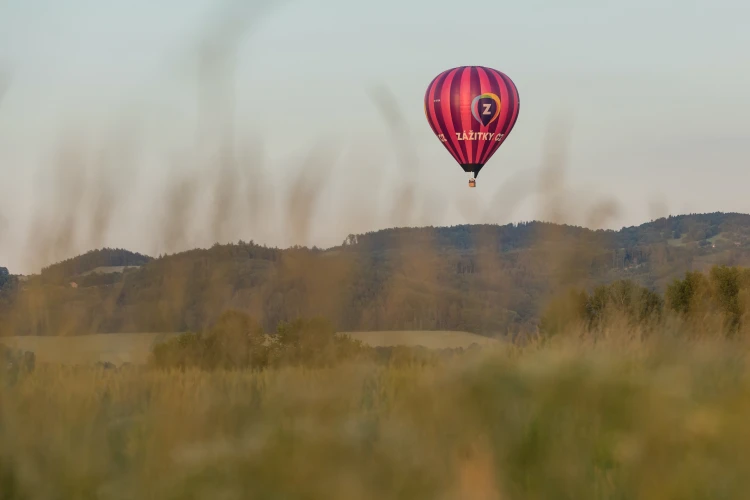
{"left": 3, "top": 211, "right": 750, "bottom": 337}
{"left": 15, "top": 211, "right": 747, "bottom": 275}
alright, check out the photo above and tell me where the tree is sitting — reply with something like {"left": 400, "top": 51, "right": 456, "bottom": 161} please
{"left": 209, "top": 310, "right": 267, "bottom": 369}
{"left": 539, "top": 280, "right": 663, "bottom": 337}
{"left": 666, "top": 271, "right": 711, "bottom": 316}
{"left": 0, "top": 267, "right": 9, "bottom": 289}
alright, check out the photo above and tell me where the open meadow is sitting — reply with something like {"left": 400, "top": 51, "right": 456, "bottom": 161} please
{"left": 0, "top": 333, "right": 181, "bottom": 366}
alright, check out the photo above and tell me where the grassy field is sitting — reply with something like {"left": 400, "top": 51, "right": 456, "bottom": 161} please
{"left": 0, "top": 330, "right": 497, "bottom": 365}
{"left": 0, "top": 333, "right": 181, "bottom": 365}
{"left": 3, "top": 336, "right": 750, "bottom": 498}
{"left": 344, "top": 330, "right": 499, "bottom": 348}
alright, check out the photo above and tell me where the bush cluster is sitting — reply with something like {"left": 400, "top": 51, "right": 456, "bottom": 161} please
{"left": 540, "top": 265, "right": 750, "bottom": 337}
{"left": 150, "top": 311, "right": 479, "bottom": 371}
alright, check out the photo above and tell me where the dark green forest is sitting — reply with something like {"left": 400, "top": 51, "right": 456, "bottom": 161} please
{"left": 3, "top": 212, "right": 750, "bottom": 337}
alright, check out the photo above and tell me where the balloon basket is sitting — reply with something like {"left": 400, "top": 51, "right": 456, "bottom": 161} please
{"left": 468, "top": 178, "right": 476, "bottom": 188}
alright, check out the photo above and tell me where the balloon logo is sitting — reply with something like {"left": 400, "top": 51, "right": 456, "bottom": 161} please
{"left": 424, "top": 66, "right": 520, "bottom": 187}
{"left": 471, "top": 93, "right": 501, "bottom": 127}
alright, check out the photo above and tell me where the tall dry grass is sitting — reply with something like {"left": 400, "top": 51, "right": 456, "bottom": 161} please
{"left": 3, "top": 336, "right": 750, "bottom": 499}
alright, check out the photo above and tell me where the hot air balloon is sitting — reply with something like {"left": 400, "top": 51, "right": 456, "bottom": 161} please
{"left": 424, "top": 66, "right": 519, "bottom": 188}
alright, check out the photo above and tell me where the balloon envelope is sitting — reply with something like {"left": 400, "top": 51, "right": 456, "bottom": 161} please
{"left": 424, "top": 66, "right": 519, "bottom": 178}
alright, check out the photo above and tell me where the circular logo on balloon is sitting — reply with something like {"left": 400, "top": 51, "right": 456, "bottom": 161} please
{"left": 471, "top": 93, "right": 502, "bottom": 127}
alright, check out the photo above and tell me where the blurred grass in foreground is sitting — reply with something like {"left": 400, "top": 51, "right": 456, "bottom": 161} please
{"left": 3, "top": 336, "right": 750, "bottom": 499}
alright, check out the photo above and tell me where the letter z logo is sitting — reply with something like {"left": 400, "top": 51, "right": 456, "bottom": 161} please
{"left": 471, "top": 93, "right": 502, "bottom": 127}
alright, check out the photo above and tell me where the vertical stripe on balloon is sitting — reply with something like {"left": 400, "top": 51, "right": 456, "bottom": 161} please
{"left": 459, "top": 67, "right": 473, "bottom": 164}
{"left": 449, "top": 67, "right": 468, "bottom": 165}
{"left": 442, "top": 69, "right": 466, "bottom": 165}
{"left": 428, "top": 71, "right": 459, "bottom": 164}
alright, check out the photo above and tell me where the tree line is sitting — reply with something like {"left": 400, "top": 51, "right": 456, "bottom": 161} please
{"left": 539, "top": 265, "right": 750, "bottom": 338}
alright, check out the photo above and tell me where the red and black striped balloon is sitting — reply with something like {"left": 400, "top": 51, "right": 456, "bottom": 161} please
{"left": 424, "top": 66, "right": 519, "bottom": 178}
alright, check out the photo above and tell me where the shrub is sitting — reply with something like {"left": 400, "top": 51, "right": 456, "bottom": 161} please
{"left": 540, "top": 280, "right": 663, "bottom": 338}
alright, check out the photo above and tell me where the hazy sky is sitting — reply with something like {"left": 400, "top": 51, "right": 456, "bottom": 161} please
{"left": 1, "top": 0, "right": 749, "bottom": 273}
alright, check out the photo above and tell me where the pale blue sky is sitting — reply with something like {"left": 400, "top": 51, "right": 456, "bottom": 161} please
{"left": 1, "top": 0, "right": 749, "bottom": 273}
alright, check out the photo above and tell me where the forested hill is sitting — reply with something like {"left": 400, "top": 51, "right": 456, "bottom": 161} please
{"left": 39, "top": 248, "right": 152, "bottom": 284}
{"left": 3, "top": 212, "right": 750, "bottom": 337}
{"left": 345, "top": 212, "right": 750, "bottom": 253}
